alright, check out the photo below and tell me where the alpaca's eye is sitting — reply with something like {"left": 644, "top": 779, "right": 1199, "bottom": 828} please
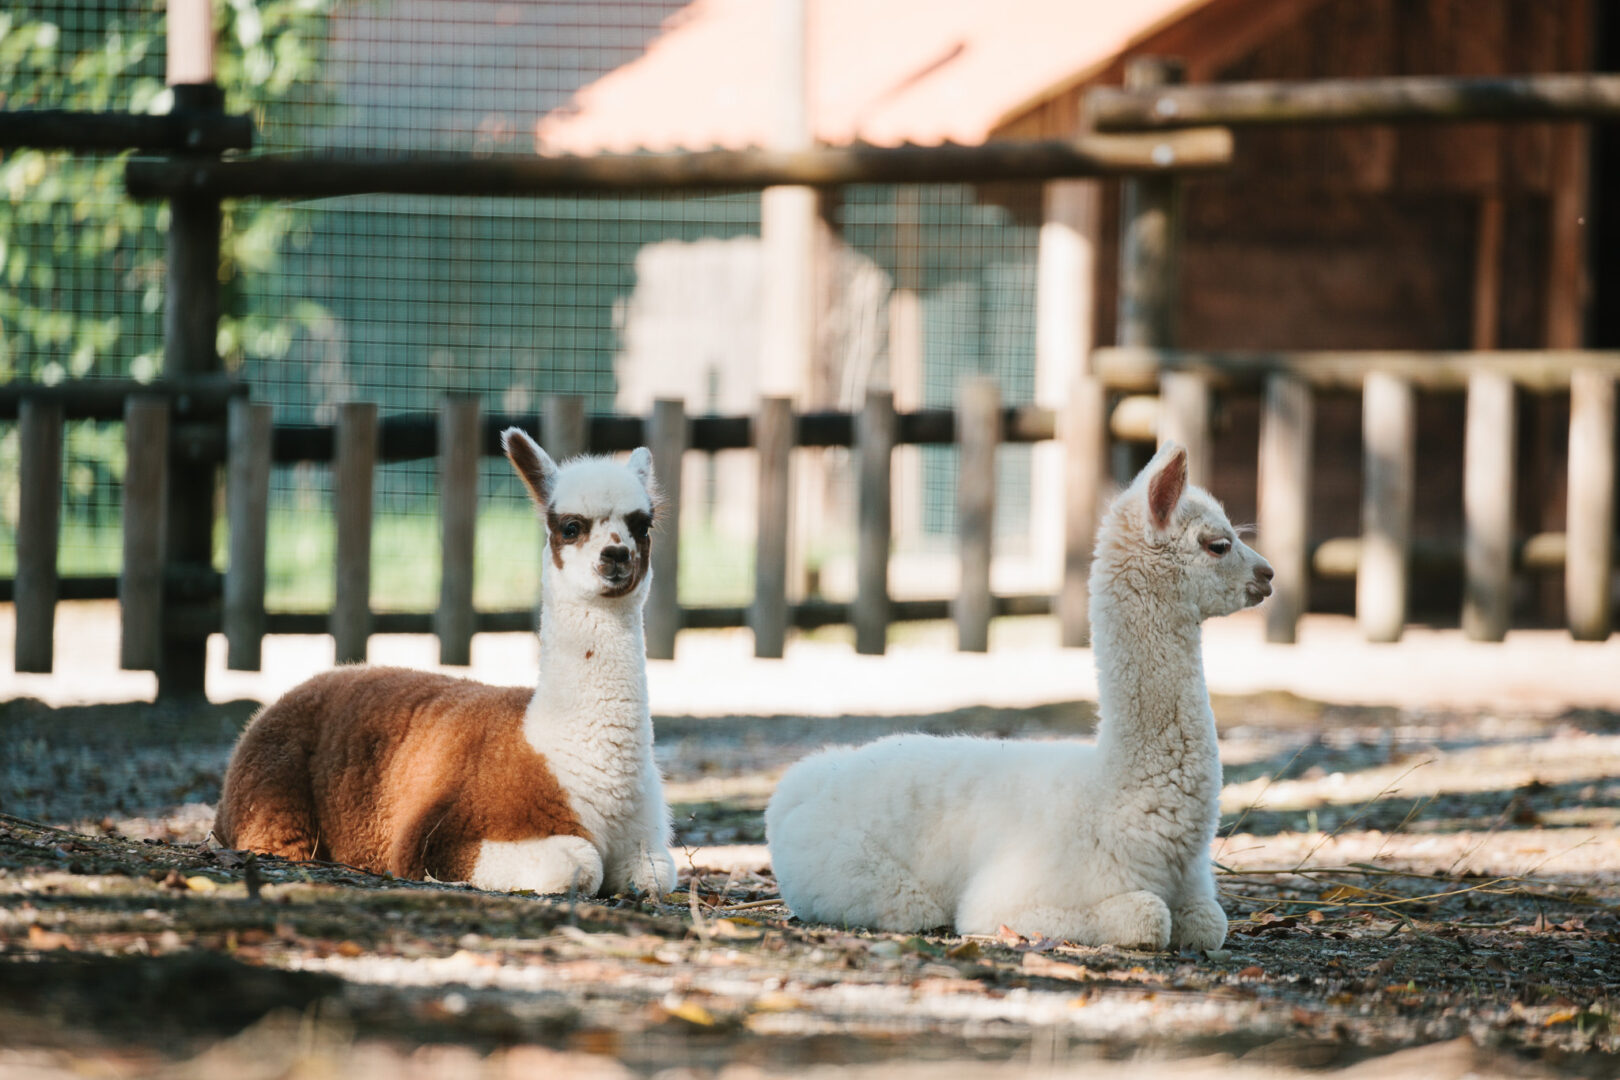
{"left": 1206, "top": 538, "right": 1231, "bottom": 557}
{"left": 626, "top": 512, "right": 650, "bottom": 540}
{"left": 561, "top": 521, "right": 581, "bottom": 541}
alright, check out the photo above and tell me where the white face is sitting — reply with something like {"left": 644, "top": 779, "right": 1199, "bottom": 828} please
{"left": 501, "top": 430, "right": 657, "bottom": 603}
{"left": 1134, "top": 445, "right": 1274, "bottom": 620}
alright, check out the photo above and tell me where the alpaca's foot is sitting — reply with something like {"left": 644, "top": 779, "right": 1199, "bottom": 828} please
{"left": 960, "top": 890, "right": 1172, "bottom": 950}
{"left": 470, "top": 835, "right": 604, "bottom": 895}
{"left": 608, "top": 844, "right": 677, "bottom": 898}
{"left": 1086, "top": 890, "right": 1173, "bottom": 950}
{"left": 1171, "top": 896, "right": 1228, "bottom": 951}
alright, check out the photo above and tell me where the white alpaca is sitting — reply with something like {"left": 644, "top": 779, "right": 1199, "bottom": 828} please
{"left": 216, "top": 430, "right": 675, "bottom": 898}
{"left": 764, "top": 444, "right": 1271, "bottom": 950}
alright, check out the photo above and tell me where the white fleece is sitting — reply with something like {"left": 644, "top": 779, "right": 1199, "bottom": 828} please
{"left": 765, "top": 443, "right": 1272, "bottom": 950}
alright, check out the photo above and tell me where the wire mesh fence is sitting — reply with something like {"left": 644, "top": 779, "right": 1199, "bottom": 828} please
{"left": 2, "top": 0, "right": 1046, "bottom": 612}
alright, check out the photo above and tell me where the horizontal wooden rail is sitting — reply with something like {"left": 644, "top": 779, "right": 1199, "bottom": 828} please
{"left": 258, "top": 595, "right": 1056, "bottom": 637}
{"left": 123, "top": 130, "right": 1233, "bottom": 201}
{"left": 0, "top": 108, "right": 254, "bottom": 152}
{"left": 260, "top": 405, "right": 1060, "bottom": 464}
{"left": 1093, "top": 347, "right": 1620, "bottom": 393}
{"left": 0, "top": 377, "right": 247, "bottom": 421}
{"left": 1088, "top": 73, "right": 1620, "bottom": 131}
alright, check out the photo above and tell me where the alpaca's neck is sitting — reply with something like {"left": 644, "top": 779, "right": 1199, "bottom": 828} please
{"left": 526, "top": 570, "right": 650, "bottom": 747}
{"left": 1091, "top": 582, "right": 1217, "bottom": 786}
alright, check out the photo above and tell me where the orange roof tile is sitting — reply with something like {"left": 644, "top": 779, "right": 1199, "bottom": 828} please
{"left": 535, "top": 0, "right": 1214, "bottom": 153}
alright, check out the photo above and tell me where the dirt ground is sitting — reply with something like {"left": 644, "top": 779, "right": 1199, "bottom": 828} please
{"left": 3, "top": 683, "right": 1620, "bottom": 1079}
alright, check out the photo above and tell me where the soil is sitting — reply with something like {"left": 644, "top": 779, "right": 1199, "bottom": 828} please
{"left": 2, "top": 692, "right": 1619, "bottom": 1078}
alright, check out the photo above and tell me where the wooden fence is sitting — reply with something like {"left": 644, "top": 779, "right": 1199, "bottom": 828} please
{"left": 9, "top": 345, "right": 1617, "bottom": 680}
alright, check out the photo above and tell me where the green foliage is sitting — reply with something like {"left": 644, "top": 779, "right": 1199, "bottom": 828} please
{"left": 0, "top": 0, "right": 332, "bottom": 387}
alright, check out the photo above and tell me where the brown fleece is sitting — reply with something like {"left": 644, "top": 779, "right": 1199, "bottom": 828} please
{"left": 546, "top": 510, "right": 592, "bottom": 570}
{"left": 214, "top": 667, "right": 585, "bottom": 882}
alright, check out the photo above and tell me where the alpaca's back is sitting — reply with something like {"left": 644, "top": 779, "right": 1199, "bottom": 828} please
{"left": 216, "top": 667, "right": 585, "bottom": 879}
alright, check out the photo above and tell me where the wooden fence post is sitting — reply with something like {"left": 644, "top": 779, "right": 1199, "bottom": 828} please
{"left": 1258, "top": 375, "right": 1313, "bottom": 644}
{"left": 645, "top": 398, "right": 686, "bottom": 660}
{"left": 1567, "top": 369, "right": 1615, "bottom": 640}
{"left": 955, "top": 376, "right": 1000, "bottom": 653}
{"left": 1358, "top": 372, "right": 1415, "bottom": 643}
{"left": 121, "top": 396, "right": 169, "bottom": 671}
{"left": 1463, "top": 372, "right": 1516, "bottom": 641}
{"left": 1158, "top": 373, "right": 1211, "bottom": 487}
{"left": 854, "top": 387, "right": 896, "bottom": 655}
{"left": 1060, "top": 373, "right": 1107, "bottom": 646}
{"left": 224, "top": 399, "right": 271, "bottom": 670}
{"left": 437, "top": 396, "right": 480, "bottom": 665}
{"left": 332, "top": 402, "right": 378, "bottom": 664}
{"left": 537, "top": 394, "right": 588, "bottom": 629}
{"left": 752, "top": 397, "right": 794, "bottom": 658}
{"left": 15, "top": 398, "right": 63, "bottom": 674}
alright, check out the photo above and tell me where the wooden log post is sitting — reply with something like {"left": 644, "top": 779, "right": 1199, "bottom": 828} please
{"left": 121, "top": 397, "right": 169, "bottom": 671}
{"left": 751, "top": 397, "right": 794, "bottom": 659}
{"left": 332, "top": 402, "right": 378, "bottom": 664}
{"left": 645, "top": 398, "right": 686, "bottom": 661}
{"left": 1567, "top": 369, "right": 1615, "bottom": 640}
{"left": 1116, "top": 57, "right": 1195, "bottom": 482}
{"left": 1358, "top": 372, "right": 1415, "bottom": 643}
{"left": 1258, "top": 375, "right": 1313, "bottom": 644}
{"left": 854, "top": 388, "right": 896, "bottom": 655}
{"left": 155, "top": 0, "right": 224, "bottom": 700}
{"left": 955, "top": 377, "right": 1001, "bottom": 653}
{"left": 223, "top": 399, "right": 271, "bottom": 671}
{"left": 1059, "top": 373, "right": 1108, "bottom": 646}
{"left": 14, "top": 399, "right": 64, "bottom": 673}
{"left": 436, "top": 397, "right": 481, "bottom": 666}
{"left": 1462, "top": 372, "right": 1517, "bottom": 641}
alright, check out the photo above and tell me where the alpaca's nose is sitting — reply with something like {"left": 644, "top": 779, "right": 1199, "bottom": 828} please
{"left": 1254, "top": 563, "right": 1274, "bottom": 582}
{"left": 601, "top": 544, "right": 631, "bottom": 567}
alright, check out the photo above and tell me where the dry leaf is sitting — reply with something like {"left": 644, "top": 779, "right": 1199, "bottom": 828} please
{"left": 336, "top": 940, "right": 365, "bottom": 958}
{"left": 751, "top": 992, "right": 804, "bottom": 1013}
{"left": 1544, "top": 1009, "right": 1581, "bottom": 1027}
{"left": 185, "top": 875, "right": 217, "bottom": 893}
{"left": 664, "top": 1000, "right": 716, "bottom": 1027}
{"left": 994, "top": 925, "right": 1025, "bottom": 946}
{"left": 945, "top": 940, "right": 982, "bottom": 962}
{"left": 27, "top": 925, "right": 75, "bottom": 951}
{"left": 1238, "top": 965, "right": 1265, "bottom": 978}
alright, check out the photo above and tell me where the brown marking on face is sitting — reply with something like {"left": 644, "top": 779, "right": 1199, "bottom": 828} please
{"left": 214, "top": 667, "right": 589, "bottom": 886}
{"left": 546, "top": 511, "right": 592, "bottom": 570}
{"left": 585, "top": 649, "right": 594, "bottom": 660}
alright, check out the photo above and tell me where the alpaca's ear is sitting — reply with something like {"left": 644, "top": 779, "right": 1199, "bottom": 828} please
{"left": 502, "top": 427, "right": 557, "bottom": 510}
{"left": 1147, "top": 443, "right": 1187, "bottom": 531}
{"left": 627, "top": 447, "right": 654, "bottom": 490}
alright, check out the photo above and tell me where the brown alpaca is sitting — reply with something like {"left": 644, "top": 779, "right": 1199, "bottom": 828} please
{"left": 214, "top": 434, "right": 676, "bottom": 896}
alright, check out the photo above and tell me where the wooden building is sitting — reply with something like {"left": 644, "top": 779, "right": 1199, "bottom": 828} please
{"left": 540, "top": 0, "right": 1611, "bottom": 620}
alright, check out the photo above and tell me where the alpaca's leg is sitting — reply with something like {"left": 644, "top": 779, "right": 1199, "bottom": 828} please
{"left": 960, "top": 890, "right": 1172, "bottom": 950}
{"left": 1170, "top": 866, "right": 1228, "bottom": 951}
{"left": 469, "top": 835, "right": 604, "bottom": 895}
{"left": 771, "top": 813, "right": 950, "bottom": 930}
{"left": 604, "top": 842, "right": 676, "bottom": 897}
{"left": 215, "top": 752, "right": 323, "bottom": 862}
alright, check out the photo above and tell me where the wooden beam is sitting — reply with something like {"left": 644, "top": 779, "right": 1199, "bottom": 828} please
{"left": 1258, "top": 375, "right": 1313, "bottom": 644}
{"left": 1463, "top": 372, "right": 1517, "bottom": 641}
{"left": 1158, "top": 373, "right": 1211, "bottom": 487}
{"left": 1088, "top": 73, "right": 1620, "bottom": 131}
{"left": 14, "top": 399, "right": 63, "bottom": 674}
{"left": 436, "top": 397, "right": 480, "bottom": 666}
{"left": 955, "top": 377, "right": 1001, "bottom": 653}
{"left": 1358, "top": 373, "right": 1415, "bottom": 643}
{"left": 1115, "top": 59, "right": 1186, "bottom": 352}
{"left": 1093, "top": 347, "right": 1620, "bottom": 393}
{"left": 332, "top": 402, "right": 378, "bottom": 664}
{"left": 644, "top": 399, "right": 686, "bottom": 661}
{"left": 853, "top": 388, "right": 896, "bottom": 655}
{"left": 123, "top": 131, "right": 1235, "bottom": 201}
{"left": 223, "top": 399, "right": 271, "bottom": 671}
{"left": 0, "top": 110, "right": 252, "bottom": 153}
